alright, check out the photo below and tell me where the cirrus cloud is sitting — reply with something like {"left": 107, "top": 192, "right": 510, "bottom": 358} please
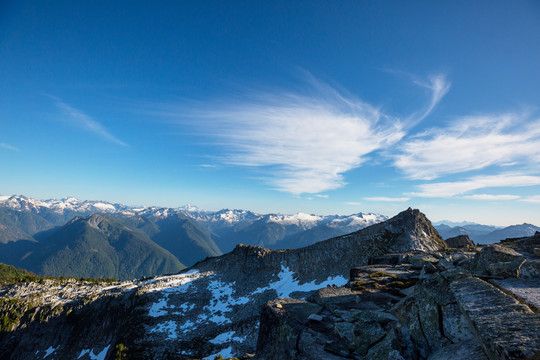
{"left": 51, "top": 96, "right": 128, "bottom": 147}
{"left": 172, "top": 74, "right": 448, "bottom": 195}
{"left": 463, "top": 194, "right": 521, "bottom": 201}
{"left": 0, "top": 143, "right": 20, "bottom": 152}
{"left": 394, "top": 113, "right": 540, "bottom": 180}
{"left": 411, "top": 173, "right": 540, "bottom": 198}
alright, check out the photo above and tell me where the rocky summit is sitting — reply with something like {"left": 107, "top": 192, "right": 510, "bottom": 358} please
{"left": 0, "top": 208, "right": 538, "bottom": 360}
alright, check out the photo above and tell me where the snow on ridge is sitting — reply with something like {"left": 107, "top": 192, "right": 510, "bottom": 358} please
{"left": 90, "top": 202, "right": 116, "bottom": 211}
{"left": 253, "top": 265, "right": 348, "bottom": 298}
{"left": 177, "top": 203, "right": 201, "bottom": 212}
{"left": 203, "top": 346, "right": 235, "bottom": 360}
{"left": 143, "top": 269, "right": 203, "bottom": 291}
{"left": 209, "top": 331, "right": 246, "bottom": 344}
{"left": 149, "top": 320, "right": 178, "bottom": 340}
{"left": 267, "top": 212, "right": 322, "bottom": 227}
{"left": 327, "top": 213, "right": 387, "bottom": 228}
{"left": 77, "top": 345, "right": 110, "bottom": 360}
{"left": 204, "top": 279, "right": 250, "bottom": 324}
{"left": 43, "top": 346, "right": 58, "bottom": 358}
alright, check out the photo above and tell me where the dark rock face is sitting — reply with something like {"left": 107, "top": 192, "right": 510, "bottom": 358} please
{"left": 445, "top": 234, "right": 475, "bottom": 248}
{"left": 255, "top": 234, "right": 540, "bottom": 360}
{"left": 467, "top": 244, "right": 527, "bottom": 278}
{"left": 500, "top": 231, "right": 540, "bottom": 254}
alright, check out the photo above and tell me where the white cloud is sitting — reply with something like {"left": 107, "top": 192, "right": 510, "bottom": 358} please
{"left": 463, "top": 194, "right": 521, "bottom": 200}
{"left": 174, "top": 74, "right": 447, "bottom": 195}
{"left": 411, "top": 173, "right": 540, "bottom": 198}
{"left": 53, "top": 98, "right": 128, "bottom": 146}
{"left": 394, "top": 113, "right": 540, "bottom": 180}
{"left": 520, "top": 195, "right": 540, "bottom": 204}
{"left": 0, "top": 143, "right": 20, "bottom": 151}
{"left": 363, "top": 196, "right": 410, "bottom": 202}
{"left": 410, "top": 74, "right": 451, "bottom": 124}
{"left": 345, "top": 202, "right": 362, "bottom": 206}
{"left": 314, "top": 194, "right": 328, "bottom": 198}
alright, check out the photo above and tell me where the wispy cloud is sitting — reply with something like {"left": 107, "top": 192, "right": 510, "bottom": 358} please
{"left": 463, "top": 194, "right": 521, "bottom": 200}
{"left": 409, "top": 74, "right": 451, "bottom": 125}
{"left": 345, "top": 202, "right": 362, "bottom": 206}
{"left": 411, "top": 173, "right": 540, "bottom": 198}
{"left": 52, "top": 97, "right": 127, "bottom": 146}
{"left": 0, "top": 143, "right": 20, "bottom": 152}
{"left": 170, "top": 74, "right": 446, "bottom": 195}
{"left": 314, "top": 194, "right": 328, "bottom": 198}
{"left": 364, "top": 196, "right": 410, "bottom": 202}
{"left": 395, "top": 113, "right": 540, "bottom": 180}
{"left": 520, "top": 195, "right": 540, "bottom": 204}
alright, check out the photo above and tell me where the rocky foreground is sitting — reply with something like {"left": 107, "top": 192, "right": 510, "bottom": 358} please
{"left": 257, "top": 241, "right": 540, "bottom": 360}
{"left": 0, "top": 209, "right": 539, "bottom": 359}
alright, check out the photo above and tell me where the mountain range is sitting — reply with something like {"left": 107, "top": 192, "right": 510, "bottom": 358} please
{"left": 0, "top": 195, "right": 387, "bottom": 279}
{"left": 434, "top": 221, "right": 540, "bottom": 244}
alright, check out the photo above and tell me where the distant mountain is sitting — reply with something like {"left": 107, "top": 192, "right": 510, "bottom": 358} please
{"left": 21, "top": 214, "right": 185, "bottom": 280}
{"left": 193, "top": 210, "right": 387, "bottom": 252}
{"left": 435, "top": 222, "right": 540, "bottom": 244}
{"left": 432, "top": 220, "right": 480, "bottom": 227}
{"left": 118, "top": 213, "right": 222, "bottom": 267}
{"left": 434, "top": 223, "right": 500, "bottom": 240}
{"left": 476, "top": 223, "right": 540, "bottom": 244}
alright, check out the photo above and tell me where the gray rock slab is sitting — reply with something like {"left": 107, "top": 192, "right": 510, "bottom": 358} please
{"left": 491, "top": 278, "right": 540, "bottom": 312}
{"left": 450, "top": 277, "right": 540, "bottom": 359}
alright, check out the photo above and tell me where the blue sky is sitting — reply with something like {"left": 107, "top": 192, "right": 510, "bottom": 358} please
{"left": 1, "top": 0, "right": 540, "bottom": 225}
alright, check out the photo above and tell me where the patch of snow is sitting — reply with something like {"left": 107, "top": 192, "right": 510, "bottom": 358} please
{"left": 179, "top": 319, "right": 195, "bottom": 334}
{"left": 268, "top": 213, "right": 322, "bottom": 227}
{"left": 43, "top": 346, "right": 57, "bottom": 358}
{"left": 77, "top": 345, "right": 110, "bottom": 360}
{"left": 253, "top": 265, "right": 348, "bottom": 298}
{"left": 148, "top": 296, "right": 169, "bottom": 317}
{"left": 92, "top": 202, "right": 116, "bottom": 211}
{"left": 143, "top": 269, "right": 202, "bottom": 291}
{"left": 150, "top": 320, "right": 178, "bottom": 340}
{"left": 203, "top": 346, "right": 235, "bottom": 360}
{"left": 204, "top": 279, "right": 250, "bottom": 324}
{"left": 209, "top": 331, "right": 246, "bottom": 344}
{"left": 178, "top": 203, "right": 200, "bottom": 212}
{"left": 174, "top": 302, "right": 195, "bottom": 315}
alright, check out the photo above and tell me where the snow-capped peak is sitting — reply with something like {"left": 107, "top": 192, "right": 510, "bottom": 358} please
{"left": 267, "top": 213, "right": 323, "bottom": 227}
{"left": 177, "top": 203, "right": 201, "bottom": 213}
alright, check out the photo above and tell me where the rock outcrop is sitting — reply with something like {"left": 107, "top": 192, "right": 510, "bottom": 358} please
{"left": 445, "top": 234, "right": 475, "bottom": 248}
{"left": 255, "top": 237, "right": 540, "bottom": 360}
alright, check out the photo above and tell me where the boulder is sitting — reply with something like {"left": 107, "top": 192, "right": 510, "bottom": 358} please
{"left": 467, "top": 245, "right": 526, "bottom": 278}
{"left": 445, "top": 235, "right": 475, "bottom": 248}
{"left": 255, "top": 298, "right": 322, "bottom": 360}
